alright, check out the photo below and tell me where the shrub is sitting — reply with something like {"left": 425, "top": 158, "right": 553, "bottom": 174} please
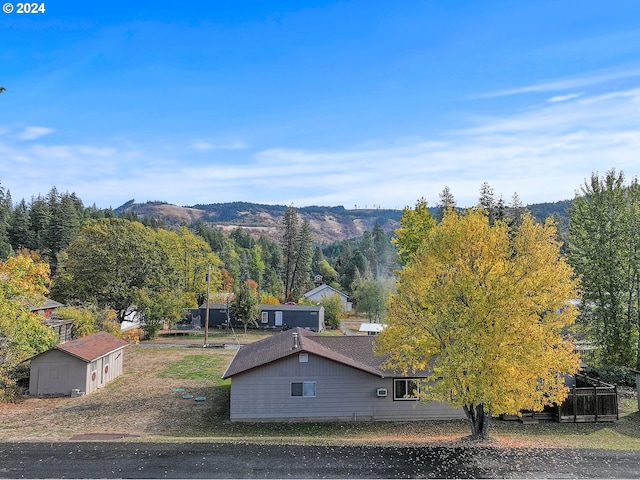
{"left": 141, "top": 319, "right": 163, "bottom": 340}
{"left": 320, "top": 294, "right": 344, "bottom": 329}
{"left": 584, "top": 365, "right": 636, "bottom": 388}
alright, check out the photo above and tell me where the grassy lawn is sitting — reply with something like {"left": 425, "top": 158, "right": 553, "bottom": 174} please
{"left": 159, "top": 355, "right": 231, "bottom": 384}
{"left": 2, "top": 330, "right": 638, "bottom": 449}
{"left": 142, "top": 333, "right": 640, "bottom": 450}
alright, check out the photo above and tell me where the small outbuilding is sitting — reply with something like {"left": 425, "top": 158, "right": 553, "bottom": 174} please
{"left": 29, "top": 298, "right": 64, "bottom": 319}
{"left": 29, "top": 332, "right": 129, "bottom": 396}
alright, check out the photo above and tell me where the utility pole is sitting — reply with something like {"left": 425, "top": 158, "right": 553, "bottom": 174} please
{"left": 204, "top": 264, "right": 210, "bottom": 347}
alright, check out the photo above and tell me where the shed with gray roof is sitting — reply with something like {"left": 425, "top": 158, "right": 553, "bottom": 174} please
{"left": 29, "top": 332, "right": 129, "bottom": 396}
{"left": 222, "top": 327, "right": 465, "bottom": 422}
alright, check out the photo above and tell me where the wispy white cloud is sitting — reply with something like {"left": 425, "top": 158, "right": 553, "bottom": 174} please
{"left": 477, "top": 64, "right": 640, "bottom": 98}
{"left": 2, "top": 83, "right": 639, "bottom": 210}
{"left": 548, "top": 93, "right": 583, "bottom": 103}
{"left": 17, "top": 126, "right": 55, "bottom": 140}
{"left": 191, "top": 139, "right": 248, "bottom": 151}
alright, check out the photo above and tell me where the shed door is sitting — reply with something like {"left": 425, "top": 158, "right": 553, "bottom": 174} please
{"left": 275, "top": 311, "right": 283, "bottom": 326}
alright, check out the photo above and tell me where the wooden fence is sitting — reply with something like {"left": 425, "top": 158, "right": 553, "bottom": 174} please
{"left": 556, "top": 374, "right": 618, "bottom": 423}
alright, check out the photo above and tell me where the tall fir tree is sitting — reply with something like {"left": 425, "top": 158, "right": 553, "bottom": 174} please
{"left": 478, "top": 182, "right": 496, "bottom": 224}
{"left": 436, "top": 186, "right": 456, "bottom": 222}
{"left": 281, "top": 206, "right": 300, "bottom": 300}
{"left": 8, "top": 199, "right": 32, "bottom": 250}
{"left": 0, "top": 182, "right": 12, "bottom": 259}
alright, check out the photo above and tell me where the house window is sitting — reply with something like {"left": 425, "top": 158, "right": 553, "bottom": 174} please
{"left": 291, "top": 381, "right": 316, "bottom": 397}
{"left": 298, "top": 353, "right": 308, "bottom": 363}
{"left": 261, "top": 312, "right": 268, "bottom": 324}
{"left": 394, "top": 379, "right": 420, "bottom": 400}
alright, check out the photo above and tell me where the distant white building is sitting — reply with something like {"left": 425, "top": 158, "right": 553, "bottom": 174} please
{"left": 302, "top": 284, "right": 352, "bottom": 311}
{"left": 359, "top": 323, "right": 387, "bottom": 335}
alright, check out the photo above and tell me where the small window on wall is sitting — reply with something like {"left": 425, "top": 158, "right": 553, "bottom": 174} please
{"left": 261, "top": 312, "right": 268, "bottom": 324}
{"left": 291, "top": 381, "right": 316, "bottom": 397}
{"left": 298, "top": 353, "right": 308, "bottom": 363}
{"left": 394, "top": 379, "right": 420, "bottom": 400}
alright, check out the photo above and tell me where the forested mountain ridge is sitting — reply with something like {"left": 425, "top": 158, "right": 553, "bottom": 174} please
{"left": 115, "top": 200, "right": 402, "bottom": 243}
{"left": 114, "top": 199, "right": 572, "bottom": 243}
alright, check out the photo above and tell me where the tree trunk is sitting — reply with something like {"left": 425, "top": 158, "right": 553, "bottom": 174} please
{"left": 463, "top": 403, "right": 491, "bottom": 440}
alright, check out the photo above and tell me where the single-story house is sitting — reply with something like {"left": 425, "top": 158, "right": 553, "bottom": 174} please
{"left": 29, "top": 298, "right": 64, "bottom": 319}
{"left": 222, "top": 327, "right": 465, "bottom": 422}
{"left": 200, "top": 303, "right": 325, "bottom": 332}
{"left": 29, "top": 332, "right": 129, "bottom": 396}
{"left": 302, "top": 284, "right": 352, "bottom": 311}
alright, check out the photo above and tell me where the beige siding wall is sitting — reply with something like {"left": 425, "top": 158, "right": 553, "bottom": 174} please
{"left": 229, "top": 353, "right": 465, "bottom": 421}
{"left": 29, "top": 350, "right": 88, "bottom": 396}
{"left": 29, "top": 348, "right": 126, "bottom": 396}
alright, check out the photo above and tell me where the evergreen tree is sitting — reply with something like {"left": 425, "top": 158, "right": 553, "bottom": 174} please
{"left": 436, "top": 186, "right": 456, "bottom": 222}
{"left": 311, "top": 246, "right": 323, "bottom": 277}
{"left": 494, "top": 195, "right": 507, "bottom": 224}
{"left": 291, "top": 219, "right": 314, "bottom": 299}
{"left": 8, "top": 199, "right": 32, "bottom": 250}
{"left": 46, "top": 193, "right": 82, "bottom": 268}
{"left": 359, "top": 231, "right": 377, "bottom": 276}
{"left": 372, "top": 222, "right": 396, "bottom": 279}
{"left": 0, "top": 183, "right": 12, "bottom": 259}
{"left": 478, "top": 182, "right": 496, "bottom": 224}
{"left": 281, "top": 206, "right": 300, "bottom": 300}
{"left": 508, "top": 192, "right": 527, "bottom": 229}
{"left": 28, "top": 195, "right": 51, "bottom": 253}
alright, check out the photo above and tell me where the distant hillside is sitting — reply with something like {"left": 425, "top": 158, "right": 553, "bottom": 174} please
{"left": 115, "top": 200, "right": 402, "bottom": 243}
{"left": 115, "top": 199, "right": 573, "bottom": 243}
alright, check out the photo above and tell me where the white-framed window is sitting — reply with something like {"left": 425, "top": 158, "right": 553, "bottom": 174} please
{"left": 394, "top": 378, "right": 420, "bottom": 400}
{"left": 291, "top": 381, "right": 316, "bottom": 397}
{"left": 261, "top": 311, "right": 268, "bottom": 324}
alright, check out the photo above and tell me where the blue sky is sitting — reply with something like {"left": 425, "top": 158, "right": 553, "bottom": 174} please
{"left": 2, "top": 1, "right": 640, "bottom": 210}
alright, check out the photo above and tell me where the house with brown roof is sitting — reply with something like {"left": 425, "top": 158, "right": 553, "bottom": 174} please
{"left": 29, "top": 332, "right": 129, "bottom": 396}
{"left": 222, "top": 327, "right": 465, "bottom": 422}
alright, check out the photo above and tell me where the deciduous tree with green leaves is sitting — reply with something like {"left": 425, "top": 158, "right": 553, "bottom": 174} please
{"left": 375, "top": 208, "right": 580, "bottom": 440}
{"left": 568, "top": 169, "right": 640, "bottom": 369}
{"left": 52, "top": 219, "right": 221, "bottom": 321}
{"left": 319, "top": 293, "right": 344, "bottom": 329}
{"left": 0, "top": 251, "right": 56, "bottom": 400}
{"left": 231, "top": 279, "right": 260, "bottom": 333}
{"left": 391, "top": 197, "right": 436, "bottom": 263}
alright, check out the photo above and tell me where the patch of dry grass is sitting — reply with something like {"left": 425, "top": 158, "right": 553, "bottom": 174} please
{"left": 1, "top": 333, "right": 639, "bottom": 449}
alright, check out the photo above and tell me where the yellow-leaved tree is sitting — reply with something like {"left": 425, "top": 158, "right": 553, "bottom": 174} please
{"left": 0, "top": 251, "right": 56, "bottom": 400}
{"left": 375, "top": 207, "right": 580, "bottom": 440}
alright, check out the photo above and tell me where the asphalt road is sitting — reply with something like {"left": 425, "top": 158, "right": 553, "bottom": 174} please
{"left": 1, "top": 442, "right": 639, "bottom": 478}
